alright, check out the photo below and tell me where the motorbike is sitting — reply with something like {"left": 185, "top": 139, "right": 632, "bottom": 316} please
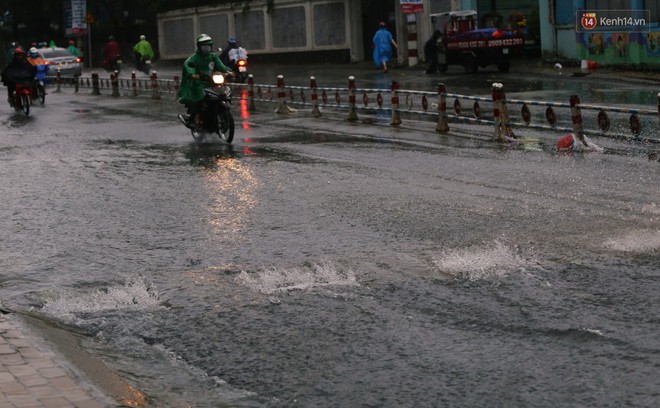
{"left": 177, "top": 71, "right": 235, "bottom": 144}
{"left": 135, "top": 53, "right": 152, "bottom": 75}
{"left": 11, "top": 81, "right": 32, "bottom": 116}
{"left": 232, "top": 58, "right": 248, "bottom": 83}
{"left": 104, "top": 55, "right": 122, "bottom": 74}
{"left": 32, "top": 64, "right": 48, "bottom": 105}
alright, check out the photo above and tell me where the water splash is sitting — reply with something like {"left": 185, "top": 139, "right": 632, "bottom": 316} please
{"left": 41, "top": 277, "right": 162, "bottom": 322}
{"left": 432, "top": 240, "right": 528, "bottom": 281}
{"left": 234, "top": 259, "right": 358, "bottom": 294}
{"left": 603, "top": 229, "right": 660, "bottom": 252}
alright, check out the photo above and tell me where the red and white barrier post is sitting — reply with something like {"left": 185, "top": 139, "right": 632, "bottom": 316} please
{"left": 111, "top": 71, "right": 120, "bottom": 97}
{"left": 275, "top": 75, "right": 296, "bottom": 114}
{"left": 55, "top": 69, "right": 62, "bottom": 93}
{"left": 131, "top": 71, "right": 138, "bottom": 97}
{"left": 390, "top": 81, "right": 401, "bottom": 126}
{"left": 570, "top": 94, "right": 583, "bottom": 135}
{"left": 247, "top": 74, "right": 256, "bottom": 112}
{"left": 492, "top": 82, "right": 514, "bottom": 141}
{"left": 150, "top": 71, "right": 160, "bottom": 100}
{"left": 347, "top": 76, "right": 358, "bottom": 121}
{"left": 657, "top": 92, "right": 659, "bottom": 128}
{"left": 406, "top": 14, "right": 418, "bottom": 67}
{"left": 310, "top": 76, "right": 321, "bottom": 117}
{"left": 436, "top": 83, "right": 449, "bottom": 133}
{"left": 173, "top": 75, "right": 180, "bottom": 101}
{"left": 92, "top": 72, "right": 100, "bottom": 95}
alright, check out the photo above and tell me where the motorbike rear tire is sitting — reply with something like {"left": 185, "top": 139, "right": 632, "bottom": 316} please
{"left": 217, "top": 109, "right": 234, "bottom": 144}
{"left": 20, "top": 94, "right": 30, "bottom": 116}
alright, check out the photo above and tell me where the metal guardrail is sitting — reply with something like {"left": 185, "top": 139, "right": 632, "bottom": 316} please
{"left": 51, "top": 72, "right": 660, "bottom": 144}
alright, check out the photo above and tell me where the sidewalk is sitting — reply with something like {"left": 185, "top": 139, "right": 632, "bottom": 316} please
{"left": 0, "top": 311, "right": 116, "bottom": 408}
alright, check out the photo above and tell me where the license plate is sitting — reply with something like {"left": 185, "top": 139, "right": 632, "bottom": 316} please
{"left": 239, "top": 66, "right": 247, "bottom": 72}
{"left": 117, "top": 59, "right": 123, "bottom": 64}
{"left": 145, "top": 60, "right": 151, "bottom": 64}
{"left": 503, "top": 48, "right": 509, "bottom": 55}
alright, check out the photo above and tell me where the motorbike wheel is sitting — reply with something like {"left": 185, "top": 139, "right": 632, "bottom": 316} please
{"left": 21, "top": 94, "right": 30, "bottom": 116}
{"left": 37, "top": 84, "right": 46, "bottom": 105}
{"left": 217, "top": 109, "right": 235, "bottom": 144}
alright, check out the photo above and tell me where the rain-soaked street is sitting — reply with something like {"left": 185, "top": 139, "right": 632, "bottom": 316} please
{"left": 1, "top": 63, "right": 660, "bottom": 407}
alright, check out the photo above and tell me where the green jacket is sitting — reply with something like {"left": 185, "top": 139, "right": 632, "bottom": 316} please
{"left": 177, "top": 50, "right": 232, "bottom": 106}
{"left": 132, "top": 40, "right": 154, "bottom": 60}
{"left": 66, "top": 45, "right": 80, "bottom": 57}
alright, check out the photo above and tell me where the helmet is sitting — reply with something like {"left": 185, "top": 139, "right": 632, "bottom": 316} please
{"left": 29, "top": 47, "right": 37, "bottom": 54}
{"left": 228, "top": 37, "right": 236, "bottom": 43}
{"left": 14, "top": 47, "right": 24, "bottom": 54}
{"left": 69, "top": 40, "right": 74, "bottom": 45}
{"left": 196, "top": 33, "right": 213, "bottom": 46}
{"left": 140, "top": 35, "right": 146, "bottom": 40}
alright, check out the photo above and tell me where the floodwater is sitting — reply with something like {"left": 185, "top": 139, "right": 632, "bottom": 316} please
{"left": 0, "top": 86, "right": 659, "bottom": 407}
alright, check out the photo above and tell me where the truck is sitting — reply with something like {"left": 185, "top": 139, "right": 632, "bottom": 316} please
{"left": 430, "top": 10, "right": 524, "bottom": 73}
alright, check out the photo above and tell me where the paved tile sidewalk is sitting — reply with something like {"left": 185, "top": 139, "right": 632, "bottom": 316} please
{"left": 0, "top": 312, "right": 113, "bottom": 408}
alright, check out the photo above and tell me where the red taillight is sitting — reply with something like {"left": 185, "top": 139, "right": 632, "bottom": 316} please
{"left": 75, "top": 58, "right": 81, "bottom": 63}
{"left": 237, "top": 60, "right": 246, "bottom": 66}
{"left": 44, "top": 61, "right": 51, "bottom": 65}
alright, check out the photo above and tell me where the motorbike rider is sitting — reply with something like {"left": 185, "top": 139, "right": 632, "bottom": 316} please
{"left": 177, "top": 34, "right": 234, "bottom": 130}
{"left": 102, "top": 35, "right": 121, "bottom": 69}
{"left": 27, "top": 47, "right": 48, "bottom": 94}
{"left": 66, "top": 40, "right": 80, "bottom": 58}
{"left": 132, "top": 35, "right": 155, "bottom": 71}
{"left": 219, "top": 37, "right": 238, "bottom": 68}
{"left": 1, "top": 47, "right": 37, "bottom": 105}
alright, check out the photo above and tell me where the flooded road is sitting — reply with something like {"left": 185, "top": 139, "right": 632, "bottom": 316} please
{"left": 0, "top": 85, "right": 659, "bottom": 407}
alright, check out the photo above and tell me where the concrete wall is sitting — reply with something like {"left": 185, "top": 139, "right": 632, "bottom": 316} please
{"left": 157, "top": 0, "right": 363, "bottom": 61}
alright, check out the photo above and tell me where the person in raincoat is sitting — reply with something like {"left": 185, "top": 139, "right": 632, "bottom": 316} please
{"left": 66, "top": 40, "right": 80, "bottom": 57}
{"left": 372, "top": 21, "right": 398, "bottom": 73}
{"left": 177, "top": 34, "right": 233, "bottom": 130}
{"left": 132, "top": 35, "right": 154, "bottom": 70}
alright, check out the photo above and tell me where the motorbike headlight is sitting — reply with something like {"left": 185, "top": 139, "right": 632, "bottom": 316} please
{"left": 212, "top": 74, "right": 225, "bottom": 85}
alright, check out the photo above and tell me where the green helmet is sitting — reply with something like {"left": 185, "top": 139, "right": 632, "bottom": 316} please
{"left": 196, "top": 33, "right": 213, "bottom": 46}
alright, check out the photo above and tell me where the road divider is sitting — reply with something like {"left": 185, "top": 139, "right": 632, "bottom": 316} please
{"left": 53, "top": 72, "right": 660, "bottom": 144}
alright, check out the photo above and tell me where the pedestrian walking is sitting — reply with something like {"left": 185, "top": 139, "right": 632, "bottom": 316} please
{"left": 372, "top": 21, "right": 397, "bottom": 73}
{"left": 424, "top": 30, "right": 442, "bottom": 74}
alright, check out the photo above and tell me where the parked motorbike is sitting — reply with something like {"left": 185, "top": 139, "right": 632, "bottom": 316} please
{"left": 177, "top": 71, "right": 235, "bottom": 144}
{"left": 11, "top": 81, "right": 32, "bottom": 116}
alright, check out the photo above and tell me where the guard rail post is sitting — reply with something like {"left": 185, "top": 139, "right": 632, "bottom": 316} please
{"left": 656, "top": 92, "right": 659, "bottom": 128}
{"left": 390, "top": 80, "right": 401, "bottom": 126}
{"left": 173, "top": 75, "right": 180, "bottom": 102}
{"left": 570, "top": 95, "right": 583, "bottom": 135}
{"left": 247, "top": 74, "right": 256, "bottom": 112}
{"left": 151, "top": 71, "right": 161, "bottom": 100}
{"left": 436, "top": 83, "right": 449, "bottom": 133}
{"left": 492, "top": 83, "right": 503, "bottom": 141}
{"left": 499, "top": 83, "right": 515, "bottom": 140}
{"left": 74, "top": 73, "right": 79, "bottom": 93}
{"left": 310, "top": 76, "right": 321, "bottom": 117}
{"left": 131, "top": 71, "right": 138, "bottom": 97}
{"left": 55, "top": 69, "right": 62, "bottom": 93}
{"left": 111, "top": 72, "right": 120, "bottom": 97}
{"left": 92, "top": 72, "right": 100, "bottom": 95}
{"left": 275, "top": 75, "right": 296, "bottom": 114}
{"left": 347, "top": 76, "right": 358, "bottom": 121}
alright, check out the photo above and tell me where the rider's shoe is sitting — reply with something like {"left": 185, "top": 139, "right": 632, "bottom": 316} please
{"left": 177, "top": 114, "right": 194, "bottom": 129}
